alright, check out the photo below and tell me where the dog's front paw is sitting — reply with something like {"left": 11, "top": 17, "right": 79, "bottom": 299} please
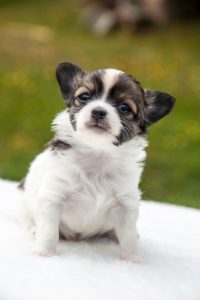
{"left": 32, "top": 247, "right": 56, "bottom": 257}
{"left": 120, "top": 251, "right": 145, "bottom": 263}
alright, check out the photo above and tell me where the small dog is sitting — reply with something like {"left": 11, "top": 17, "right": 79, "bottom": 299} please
{"left": 18, "top": 62, "right": 175, "bottom": 261}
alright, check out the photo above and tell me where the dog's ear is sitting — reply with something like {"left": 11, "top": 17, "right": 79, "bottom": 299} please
{"left": 56, "top": 62, "right": 85, "bottom": 104}
{"left": 144, "top": 89, "right": 175, "bottom": 126}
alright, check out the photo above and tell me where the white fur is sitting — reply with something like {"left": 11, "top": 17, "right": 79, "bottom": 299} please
{"left": 19, "top": 109, "right": 147, "bottom": 261}
{"left": 102, "top": 69, "right": 122, "bottom": 98}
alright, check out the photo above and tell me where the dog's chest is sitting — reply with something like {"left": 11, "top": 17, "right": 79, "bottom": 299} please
{"left": 60, "top": 150, "right": 125, "bottom": 237}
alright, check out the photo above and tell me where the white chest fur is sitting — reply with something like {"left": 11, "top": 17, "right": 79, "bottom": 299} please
{"left": 60, "top": 148, "right": 131, "bottom": 238}
{"left": 23, "top": 136, "right": 146, "bottom": 240}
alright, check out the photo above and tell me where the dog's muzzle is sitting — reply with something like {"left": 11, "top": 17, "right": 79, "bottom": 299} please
{"left": 86, "top": 106, "right": 110, "bottom": 131}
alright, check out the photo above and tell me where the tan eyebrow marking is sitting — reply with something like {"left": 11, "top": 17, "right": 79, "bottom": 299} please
{"left": 74, "top": 86, "right": 90, "bottom": 98}
{"left": 124, "top": 98, "right": 137, "bottom": 114}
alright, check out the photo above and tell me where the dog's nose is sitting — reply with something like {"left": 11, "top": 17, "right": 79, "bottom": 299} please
{"left": 91, "top": 107, "right": 107, "bottom": 120}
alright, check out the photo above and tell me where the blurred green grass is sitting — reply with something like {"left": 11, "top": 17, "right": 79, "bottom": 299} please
{"left": 0, "top": 0, "right": 200, "bottom": 208}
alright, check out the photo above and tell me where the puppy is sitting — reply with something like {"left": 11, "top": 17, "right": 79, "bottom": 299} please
{"left": 18, "top": 62, "right": 175, "bottom": 261}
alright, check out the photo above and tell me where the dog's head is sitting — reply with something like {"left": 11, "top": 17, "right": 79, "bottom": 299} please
{"left": 56, "top": 62, "right": 175, "bottom": 146}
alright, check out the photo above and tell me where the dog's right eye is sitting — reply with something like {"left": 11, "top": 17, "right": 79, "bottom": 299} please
{"left": 78, "top": 93, "right": 91, "bottom": 102}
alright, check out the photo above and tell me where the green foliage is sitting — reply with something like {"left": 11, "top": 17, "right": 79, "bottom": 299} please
{"left": 0, "top": 0, "right": 200, "bottom": 208}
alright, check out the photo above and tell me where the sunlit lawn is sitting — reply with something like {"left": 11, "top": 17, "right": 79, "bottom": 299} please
{"left": 0, "top": 0, "right": 200, "bottom": 208}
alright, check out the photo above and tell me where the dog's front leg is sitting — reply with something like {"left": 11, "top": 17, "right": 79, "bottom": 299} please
{"left": 114, "top": 206, "right": 143, "bottom": 263}
{"left": 33, "top": 194, "right": 62, "bottom": 256}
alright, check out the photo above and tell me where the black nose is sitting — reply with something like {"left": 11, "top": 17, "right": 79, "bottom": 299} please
{"left": 91, "top": 107, "right": 107, "bottom": 121}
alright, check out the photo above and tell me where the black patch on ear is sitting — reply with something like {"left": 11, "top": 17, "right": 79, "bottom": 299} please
{"left": 56, "top": 62, "right": 85, "bottom": 104}
{"left": 145, "top": 90, "right": 175, "bottom": 126}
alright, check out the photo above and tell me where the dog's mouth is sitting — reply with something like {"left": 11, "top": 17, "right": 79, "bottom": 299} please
{"left": 85, "top": 121, "right": 111, "bottom": 132}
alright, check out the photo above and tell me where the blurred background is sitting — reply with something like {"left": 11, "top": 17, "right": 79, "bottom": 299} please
{"left": 0, "top": 0, "right": 199, "bottom": 208}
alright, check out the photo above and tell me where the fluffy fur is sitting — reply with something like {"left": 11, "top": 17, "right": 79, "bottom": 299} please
{"left": 18, "top": 62, "right": 175, "bottom": 261}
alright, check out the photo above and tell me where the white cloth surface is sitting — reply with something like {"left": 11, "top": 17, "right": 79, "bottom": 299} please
{"left": 0, "top": 179, "right": 199, "bottom": 300}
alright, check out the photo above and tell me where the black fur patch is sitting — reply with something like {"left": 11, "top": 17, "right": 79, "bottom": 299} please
{"left": 18, "top": 177, "right": 25, "bottom": 190}
{"left": 108, "top": 74, "right": 145, "bottom": 112}
{"left": 47, "top": 139, "right": 71, "bottom": 152}
{"left": 87, "top": 70, "right": 105, "bottom": 98}
{"left": 69, "top": 105, "right": 83, "bottom": 130}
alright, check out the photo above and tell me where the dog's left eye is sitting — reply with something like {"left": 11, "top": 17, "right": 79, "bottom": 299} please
{"left": 78, "top": 93, "right": 91, "bottom": 102}
{"left": 117, "top": 103, "right": 132, "bottom": 114}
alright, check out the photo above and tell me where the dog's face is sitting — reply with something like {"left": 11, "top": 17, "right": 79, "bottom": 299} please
{"left": 56, "top": 62, "right": 175, "bottom": 146}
